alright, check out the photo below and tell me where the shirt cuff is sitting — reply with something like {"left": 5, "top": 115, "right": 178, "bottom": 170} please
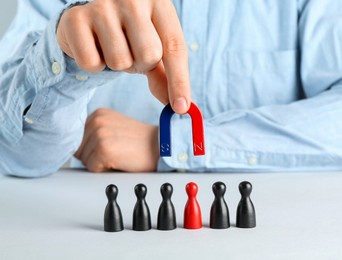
{"left": 0, "top": 12, "right": 66, "bottom": 144}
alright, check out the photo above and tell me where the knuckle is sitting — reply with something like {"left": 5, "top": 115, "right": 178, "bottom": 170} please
{"left": 63, "top": 6, "right": 86, "bottom": 25}
{"left": 77, "top": 57, "right": 104, "bottom": 73}
{"left": 92, "top": 0, "right": 111, "bottom": 17}
{"left": 88, "top": 108, "right": 112, "bottom": 126}
{"left": 164, "top": 37, "right": 187, "bottom": 55}
{"left": 133, "top": 45, "right": 162, "bottom": 73}
{"left": 137, "top": 45, "right": 163, "bottom": 68}
{"left": 107, "top": 55, "right": 133, "bottom": 71}
{"left": 90, "top": 115, "right": 105, "bottom": 128}
{"left": 93, "top": 108, "right": 110, "bottom": 117}
{"left": 119, "top": 0, "right": 140, "bottom": 18}
{"left": 170, "top": 76, "right": 189, "bottom": 88}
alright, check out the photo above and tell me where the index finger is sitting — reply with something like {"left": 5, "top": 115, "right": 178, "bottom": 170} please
{"left": 151, "top": 1, "right": 191, "bottom": 114}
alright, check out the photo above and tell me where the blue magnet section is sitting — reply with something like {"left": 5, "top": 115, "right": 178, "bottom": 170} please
{"left": 159, "top": 104, "right": 175, "bottom": 157}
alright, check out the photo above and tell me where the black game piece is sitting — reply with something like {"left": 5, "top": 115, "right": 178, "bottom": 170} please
{"left": 133, "top": 184, "right": 151, "bottom": 231}
{"left": 104, "top": 184, "right": 124, "bottom": 232}
{"left": 210, "top": 181, "right": 230, "bottom": 229}
{"left": 236, "top": 181, "right": 256, "bottom": 228}
{"left": 157, "top": 183, "right": 177, "bottom": 230}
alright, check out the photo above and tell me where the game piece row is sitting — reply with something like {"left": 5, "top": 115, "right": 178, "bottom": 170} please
{"left": 104, "top": 181, "right": 256, "bottom": 232}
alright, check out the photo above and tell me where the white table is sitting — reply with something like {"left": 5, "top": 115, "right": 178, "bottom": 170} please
{"left": 1, "top": 169, "right": 342, "bottom": 260}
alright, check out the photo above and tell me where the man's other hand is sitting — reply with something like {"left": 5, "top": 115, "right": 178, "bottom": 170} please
{"left": 74, "top": 108, "right": 159, "bottom": 172}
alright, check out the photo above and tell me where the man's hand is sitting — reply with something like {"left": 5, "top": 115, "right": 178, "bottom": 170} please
{"left": 57, "top": 0, "right": 191, "bottom": 114}
{"left": 74, "top": 108, "right": 159, "bottom": 172}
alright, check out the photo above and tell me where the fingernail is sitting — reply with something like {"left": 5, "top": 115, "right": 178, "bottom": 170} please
{"left": 173, "top": 97, "right": 188, "bottom": 114}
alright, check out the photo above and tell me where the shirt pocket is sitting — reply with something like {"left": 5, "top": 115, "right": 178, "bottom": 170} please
{"left": 227, "top": 49, "right": 300, "bottom": 109}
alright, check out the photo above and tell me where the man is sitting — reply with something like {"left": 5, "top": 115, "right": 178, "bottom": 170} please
{"left": 0, "top": 0, "right": 341, "bottom": 177}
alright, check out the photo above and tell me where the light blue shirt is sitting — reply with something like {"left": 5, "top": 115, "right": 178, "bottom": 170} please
{"left": 1, "top": 0, "right": 342, "bottom": 177}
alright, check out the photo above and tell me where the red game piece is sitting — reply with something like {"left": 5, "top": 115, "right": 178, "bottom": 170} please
{"left": 183, "top": 182, "right": 202, "bottom": 229}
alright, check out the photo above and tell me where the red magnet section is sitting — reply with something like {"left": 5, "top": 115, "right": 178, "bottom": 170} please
{"left": 187, "top": 102, "right": 205, "bottom": 156}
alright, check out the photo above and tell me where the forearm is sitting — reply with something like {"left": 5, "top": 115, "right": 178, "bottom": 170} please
{"left": 0, "top": 2, "right": 119, "bottom": 177}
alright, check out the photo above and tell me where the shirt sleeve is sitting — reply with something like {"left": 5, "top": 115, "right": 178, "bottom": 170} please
{"left": 0, "top": 0, "right": 120, "bottom": 177}
{"left": 158, "top": 0, "right": 342, "bottom": 172}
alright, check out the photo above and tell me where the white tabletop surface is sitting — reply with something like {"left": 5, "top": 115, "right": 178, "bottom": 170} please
{"left": 1, "top": 169, "right": 342, "bottom": 260}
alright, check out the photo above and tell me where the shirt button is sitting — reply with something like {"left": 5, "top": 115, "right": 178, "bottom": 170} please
{"left": 24, "top": 117, "right": 33, "bottom": 124}
{"left": 248, "top": 156, "right": 257, "bottom": 166}
{"left": 189, "top": 42, "right": 200, "bottom": 52}
{"left": 76, "top": 75, "right": 89, "bottom": 81}
{"left": 52, "top": 61, "right": 61, "bottom": 75}
{"left": 178, "top": 152, "right": 189, "bottom": 163}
